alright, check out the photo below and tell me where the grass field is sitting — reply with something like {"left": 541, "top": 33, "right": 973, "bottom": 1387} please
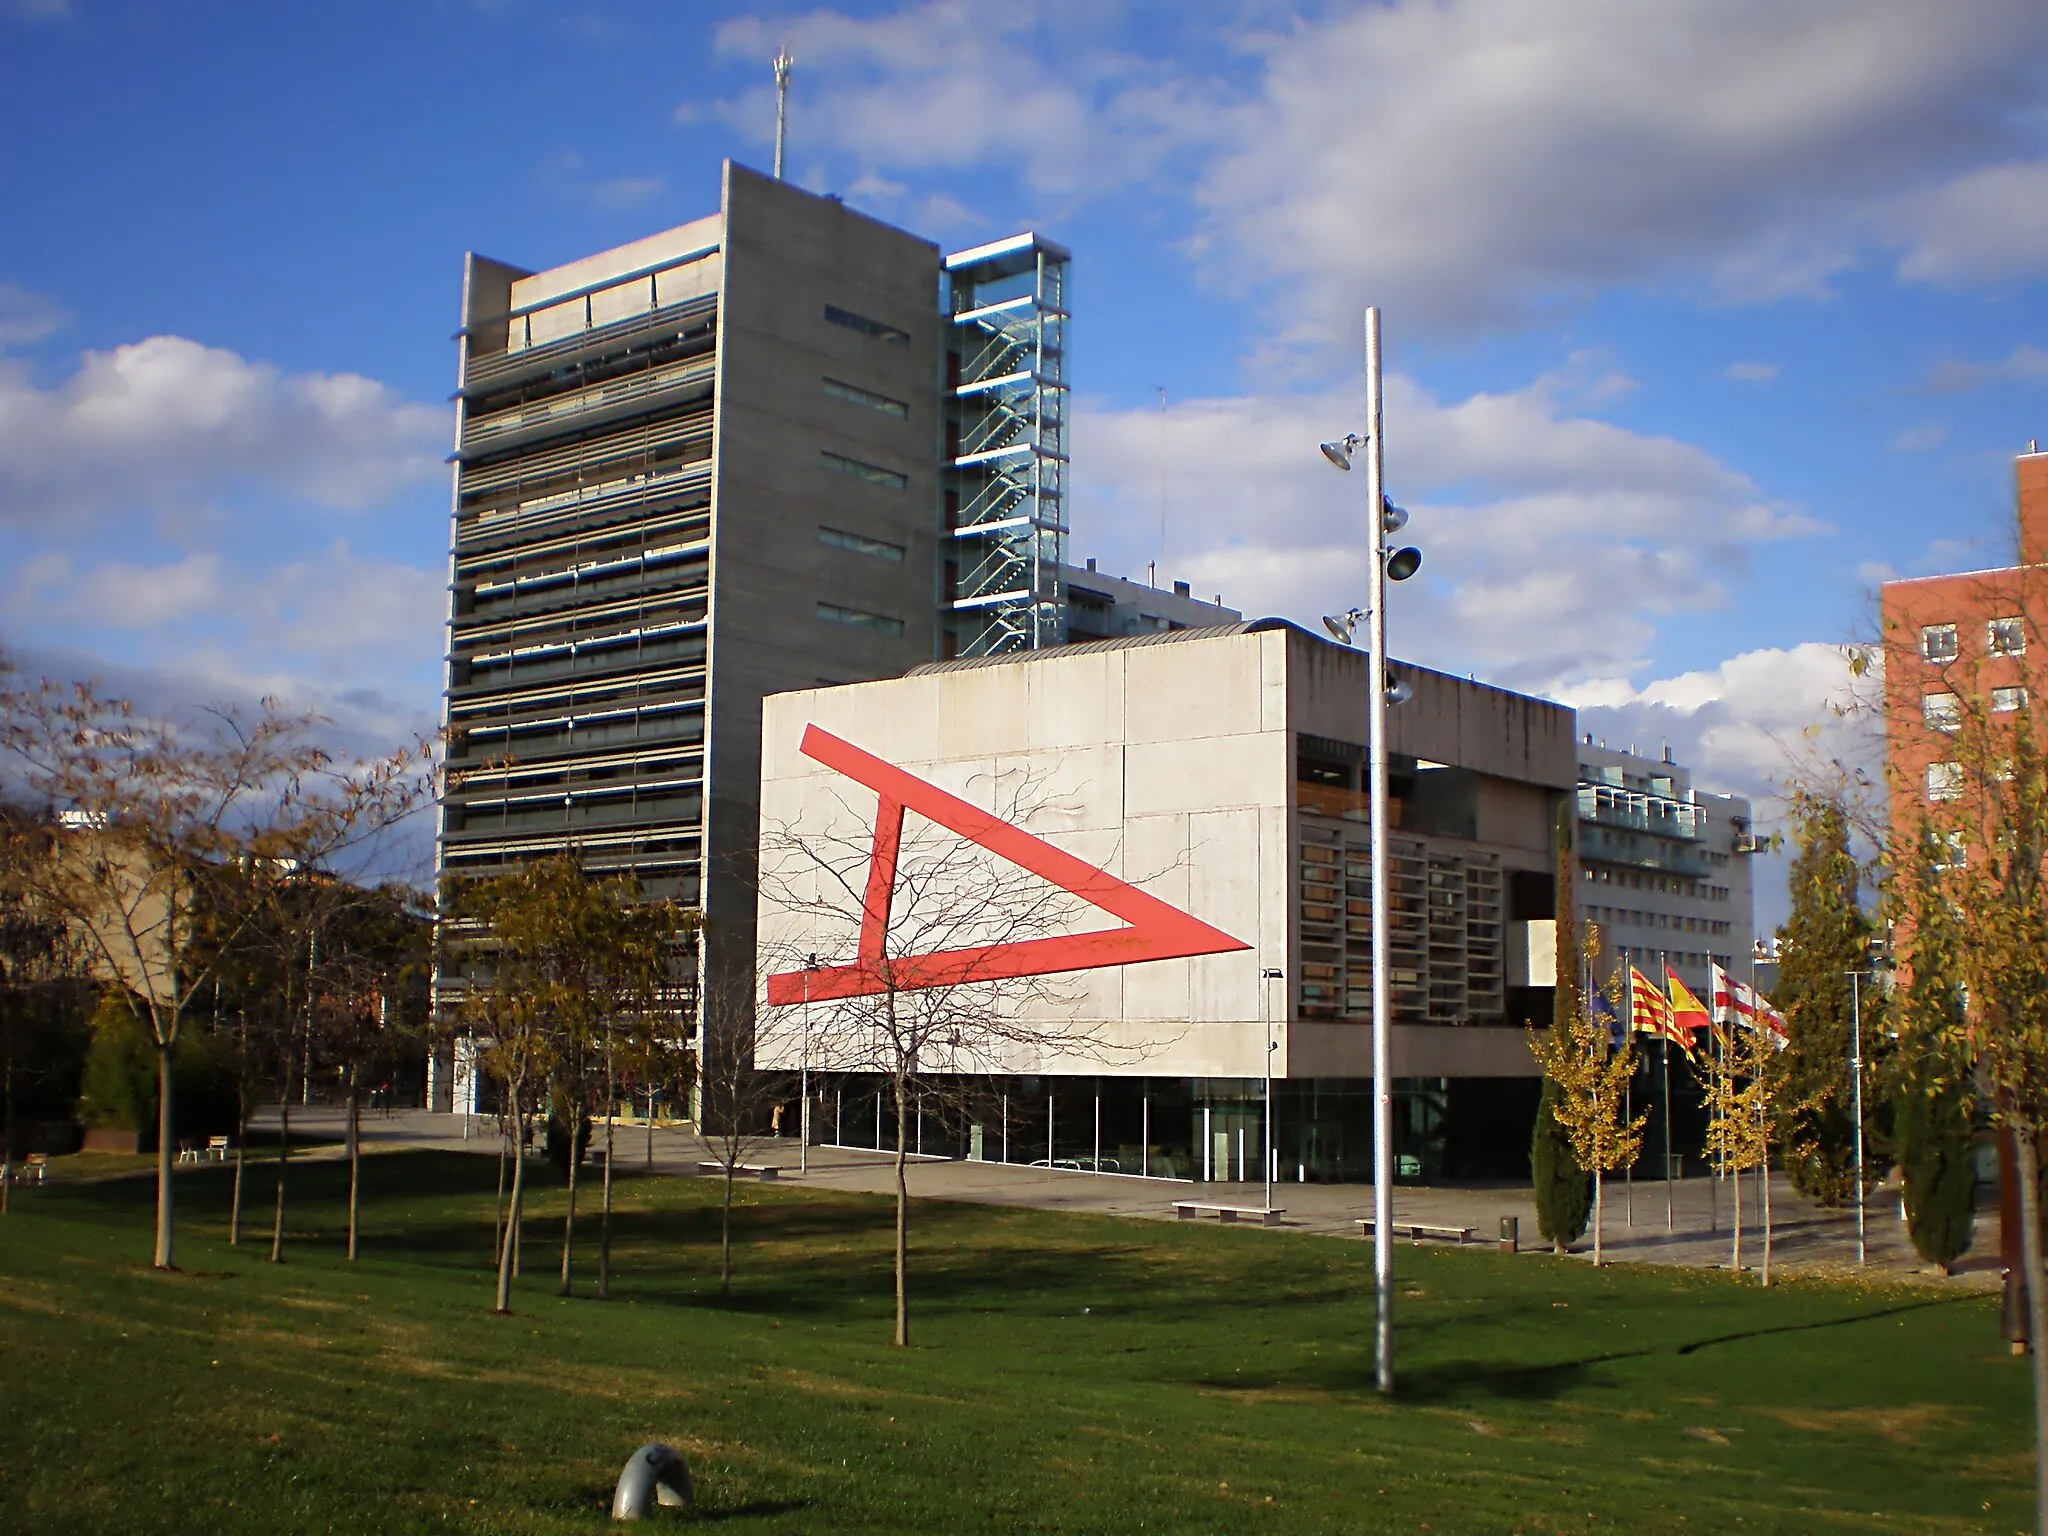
{"left": 0, "top": 1151, "right": 2031, "bottom": 1535}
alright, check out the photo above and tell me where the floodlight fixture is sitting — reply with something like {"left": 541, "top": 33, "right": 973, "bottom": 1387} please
{"left": 1386, "top": 671, "right": 1414, "bottom": 706}
{"left": 1386, "top": 546, "right": 1423, "bottom": 582}
{"left": 1319, "top": 433, "right": 1365, "bottom": 471}
{"left": 1381, "top": 500, "right": 1409, "bottom": 534}
{"left": 1322, "top": 607, "right": 1366, "bottom": 645}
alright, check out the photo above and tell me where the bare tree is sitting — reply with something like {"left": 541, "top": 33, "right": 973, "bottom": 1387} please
{"left": 452, "top": 854, "right": 690, "bottom": 1312}
{"left": 757, "top": 752, "right": 1162, "bottom": 1347}
{"left": 695, "top": 951, "right": 791, "bottom": 1296}
{"left": 0, "top": 677, "right": 432, "bottom": 1269}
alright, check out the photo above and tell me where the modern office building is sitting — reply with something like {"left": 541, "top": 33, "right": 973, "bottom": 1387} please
{"left": 1572, "top": 739, "right": 1756, "bottom": 998}
{"left": 433, "top": 162, "right": 1235, "bottom": 1070}
{"left": 753, "top": 621, "right": 1577, "bottom": 1181}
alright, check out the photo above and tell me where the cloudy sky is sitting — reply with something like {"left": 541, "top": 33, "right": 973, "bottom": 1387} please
{"left": 5, "top": 1, "right": 2048, "bottom": 924}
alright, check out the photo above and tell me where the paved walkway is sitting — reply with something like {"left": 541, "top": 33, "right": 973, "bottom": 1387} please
{"left": 259, "top": 1106, "right": 2003, "bottom": 1289}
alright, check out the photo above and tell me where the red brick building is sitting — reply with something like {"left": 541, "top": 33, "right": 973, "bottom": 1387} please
{"left": 1880, "top": 446, "right": 2048, "bottom": 1312}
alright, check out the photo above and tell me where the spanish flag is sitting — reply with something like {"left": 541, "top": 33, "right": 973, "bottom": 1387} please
{"left": 1666, "top": 966, "right": 1711, "bottom": 1052}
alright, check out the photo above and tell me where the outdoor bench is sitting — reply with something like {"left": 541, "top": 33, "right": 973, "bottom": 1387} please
{"left": 1356, "top": 1218, "right": 1473, "bottom": 1244}
{"left": 1173, "top": 1201, "right": 1283, "bottom": 1227}
{"left": 697, "top": 1162, "right": 782, "bottom": 1182}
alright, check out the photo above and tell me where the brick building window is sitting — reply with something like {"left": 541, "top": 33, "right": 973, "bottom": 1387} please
{"left": 1926, "top": 761, "right": 1964, "bottom": 802}
{"left": 1994, "top": 685, "right": 2028, "bottom": 713}
{"left": 1990, "top": 616, "right": 2026, "bottom": 657}
{"left": 1923, "top": 692, "right": 1962, "bottom": 732}
{"left": 1932, "top": 830, "right": 1967, "bottom": 870}
{"left": 1922, "top": 623, "right": 1958, "bottom": 663}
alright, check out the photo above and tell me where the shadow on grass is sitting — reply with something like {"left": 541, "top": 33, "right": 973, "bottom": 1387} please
{"left": 1672, "top": 1291, "right": 1975, "bottom": 1356}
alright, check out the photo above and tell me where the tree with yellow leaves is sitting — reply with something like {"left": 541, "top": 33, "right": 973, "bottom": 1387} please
{"left": 1528, "top": 925, "right": 1645, "bottom": 1266}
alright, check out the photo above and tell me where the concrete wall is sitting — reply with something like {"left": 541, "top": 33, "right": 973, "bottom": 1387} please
{"left": 755, "top": 625, "right": 1572, "bottom": 1082}
{"left": 756, "top": 629, "right": 1290, "bottom": 1079}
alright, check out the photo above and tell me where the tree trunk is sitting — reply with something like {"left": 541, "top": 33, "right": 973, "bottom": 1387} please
{"left": 1592, "top": 1168, "right": 1603, "bottom": 1267}
{"left": 600, "top": 1032, "right": 615, "bottom": 1301}
{"left": 1732, "top": 1156, "right": 1744, "bottom": 1273}
{"left": 2013, "top": 1122, "right": 2048, "bottom": 1536}
{"left": 495, "top": 1081, "right": 525, "bottom": 1314}
{"left": 270, "top": 1072, "right": 292, "bottom": 1264}
{"left": 558, "top": 1105, "right": 581, "bottom": 1297}
{"left": 893, "top": 1074, "right": 910, "bottom": 1348}
{"left": 346, "top": 1062, "right": 361, "bottom": 1262}
{"left": 2, "top": 1017, "right": 14, "bottom": 1218}
{"left": 493, "top": 1117, "right": 508, "bottom": 1269}
{"left": 154, "top": 1038, "right": 176, "bottom": 1270}
{"left": 229, "top": 1015, "right": 248, "bottom": 1246}
{"left": 720, "top": 1164, "right": 734, "bottom": 1296}
{"left": 1760, "top": 1151, "right": 1773, "bottom": 1286}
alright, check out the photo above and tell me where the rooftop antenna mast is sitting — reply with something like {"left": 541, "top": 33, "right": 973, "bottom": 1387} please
{"left": 773, "top": 42, "right": 794, "bottom": 180}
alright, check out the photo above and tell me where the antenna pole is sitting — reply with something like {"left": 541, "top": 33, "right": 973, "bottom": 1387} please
{"left": 773, "top": 44, "right": 794, "bottom": 180}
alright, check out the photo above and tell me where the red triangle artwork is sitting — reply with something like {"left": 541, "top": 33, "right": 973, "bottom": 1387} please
{"left": 763, "top": 726, "right": 1251, "bottom": 1004}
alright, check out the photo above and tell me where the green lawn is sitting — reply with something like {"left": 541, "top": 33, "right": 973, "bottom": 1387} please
{"left": 0, "top": 1152, "right": 2029, "bottom": 1535}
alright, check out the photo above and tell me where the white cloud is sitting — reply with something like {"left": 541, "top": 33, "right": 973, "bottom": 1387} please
{"left": 1722, "top": 361, "right": 1780, "bottom": 384}
{"left": 1893, "top": 161, "right": 2048, "bottom": 284}
{"left": 1566, "top": 642, "right": 1883, "bottom": 931}
{"left": 0, "top": 284, "right": 67, "bottom": 349}
{"left": 708, "top": 3, "right": 1217, "bottom": 200}
{"left": 1928, "top": 342, "right": 2048, "bottom": 393}
{"left": 1198, "top": 0, "right": 2048, "bottom": 336}
{"left": 1071, "top": 364, "right": 1821, "bottom": 693}
{"left": 0, "top": 335, "right": 445, "bottom": 526}
{"left": 1890, "top": 423, "right": 1949, "bottom": 453}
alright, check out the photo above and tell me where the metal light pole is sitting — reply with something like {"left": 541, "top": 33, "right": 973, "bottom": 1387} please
{"left": 1262, "top": 966, "right": 1283, "bottom": 1212}
{"left": 1364, "top": 305, "right": 1395, "bottom": 1398}
{"left": 1848, "top": 968, "right": 1866, "bottom": 1266}
{"left": 800, "top": 953, "right": 818, "bottom": 1174}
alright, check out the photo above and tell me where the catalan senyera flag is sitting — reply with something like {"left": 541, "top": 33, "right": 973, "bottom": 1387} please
{"left": 1667, "top": 966, "right": 1712, "bottom": 1050}
{"left": 1628, "top": 965, "right": 1674, "bottom": 1044}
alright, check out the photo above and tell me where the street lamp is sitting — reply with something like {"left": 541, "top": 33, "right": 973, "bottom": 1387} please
{"left": 801, "top": 952, "right": 818, "bottom": 1174}
{"left": 1317, "top": 306, "right": 1416, "bottom": 1398}
{"left": 1262, "top": 966, "right": 1284, "bottom": 1213}
{"left": 1845, "top": 966, "right": 1866, "bottom": 1266}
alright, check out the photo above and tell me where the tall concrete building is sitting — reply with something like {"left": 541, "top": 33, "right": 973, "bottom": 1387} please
{"left": 436, "top": 163, "right": 1236, "bottom": 1042}
{"left": 1571, "top": 739, "right": 1756, "bottom": 997}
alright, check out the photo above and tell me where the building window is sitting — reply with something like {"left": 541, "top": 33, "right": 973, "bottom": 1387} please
{"left": 1995, "top": 756, "right": 2016, "bottom": 782}
{"left": 1921, "top": 623, "right": 1958, "bottom": 663}
{"left": 1923, "top": 692, "right": 1962, "bottom": 732}
{"left": 816, "top": 601, "right": 905, "bottom": 636}
{"left": 1926, "top": 761, "right": 1964, "bottom": 802}
{"left": 822, "top": 376, "right": 909, "bottom": 419}
{"left": 820, "top": 526, "right": 905, "bottom": 562}
{"left": 1994, "top": 685, "right": 2029, "bottom": 713}
{"left": 1990, "top": 617, "right": 2026, "bottom": 657}
{"left": 1932, "top": 830, "right": 1967, "bottom": 871}
{"left": 821, "top": 450, "right": 908, "bottom": 490}
{"left": 824, "top": 304, "right": 910, "bottom": 347}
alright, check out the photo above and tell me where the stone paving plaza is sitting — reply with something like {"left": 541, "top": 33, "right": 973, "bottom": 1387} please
{"left": 297, "top": 1106, "right": 2001, "bottom": 1290}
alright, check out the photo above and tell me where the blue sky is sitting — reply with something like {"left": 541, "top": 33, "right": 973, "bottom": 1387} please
{"left": 5, "top": 0, "right": 2048, "bottom": 925}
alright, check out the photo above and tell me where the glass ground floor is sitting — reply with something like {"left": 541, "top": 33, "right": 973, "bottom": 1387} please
{"left": 794, "top": 1074, "right": 1547, "bottom": 1184}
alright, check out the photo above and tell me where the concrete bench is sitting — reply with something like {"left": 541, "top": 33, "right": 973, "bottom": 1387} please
{"left": 1356, "top": 1218, "right": 1473, "bottom": 1245}
{"left": 697, "top": 1162, "right": 781, "bottom": 1182}
{"left": 1173, "top": 1201, "right": 1283, "bottom": 1227}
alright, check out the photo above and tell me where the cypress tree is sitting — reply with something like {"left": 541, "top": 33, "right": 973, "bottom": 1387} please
{"left": 1532, "top": 802, "right": 1591, "bottom": 1252}
{"left": 1774, "top": 793, "right": 1876, "bottom": 1205}
{"left": 1893, "top": 860, "right": 1976, "bottom": 1271}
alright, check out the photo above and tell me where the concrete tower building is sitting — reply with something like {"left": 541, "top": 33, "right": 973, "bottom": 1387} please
{"left": 440, "top": 164, "right": 947, "bottom": 974}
